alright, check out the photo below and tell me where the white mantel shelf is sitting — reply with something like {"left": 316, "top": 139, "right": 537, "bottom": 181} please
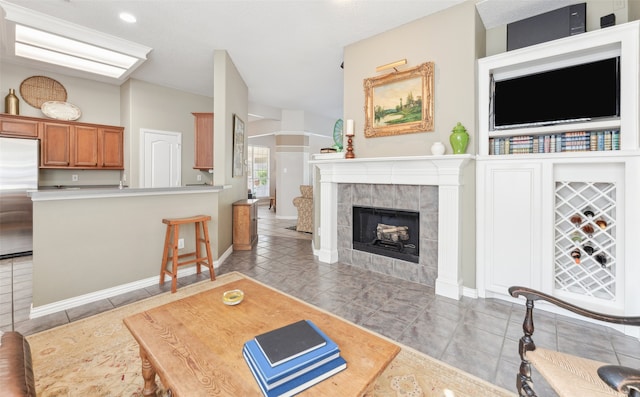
{"left": 312, "top": 155, "right": 474, "bottom": 300}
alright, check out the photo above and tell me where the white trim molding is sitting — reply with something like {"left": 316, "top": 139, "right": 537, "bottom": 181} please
{"left": 311, "top": 155, "right": 473, "bottom": 300}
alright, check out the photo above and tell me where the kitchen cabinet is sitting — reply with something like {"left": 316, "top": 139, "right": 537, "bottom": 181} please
{"left": 36, "top": 117, "right": 124, "bottom": 169}
{"left": 233, "top": 199, "right": 258, "bottom": 250}
{"left": 41, "top": 122, "right": 72, "bottom": 167}
{"left": 73, "top": 125, "right": 99, "bottom": 167}
{"left": 0, "top": 114, "right": 39, "bottom": 138}
{"left": 99, "top": 127, "right": 124, "bottom": 168}
{"left": 193, "top": 112, "right": 213, "bottom": 170}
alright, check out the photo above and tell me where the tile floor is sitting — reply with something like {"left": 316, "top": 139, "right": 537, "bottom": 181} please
{"left": 1, "top": 204, "right": 639, "bottom": 396}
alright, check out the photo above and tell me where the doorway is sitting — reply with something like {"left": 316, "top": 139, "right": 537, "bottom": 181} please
{"left": 140, "top": 129, "right": 182, "bottom": 188}
{"left": 247, "top": 145, "right": 270, "bottom": 198}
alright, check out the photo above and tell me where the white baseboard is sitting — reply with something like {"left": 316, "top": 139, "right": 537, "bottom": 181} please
{"left": 30, "top": 253, "right": 230, "bottom": 319}
{"left": 462, "top": 287, "right": 478, "bottom": 299}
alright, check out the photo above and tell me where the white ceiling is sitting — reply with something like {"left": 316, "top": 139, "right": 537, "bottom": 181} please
{"left": 0, "top": 0, "right": 570, "bottom": 122}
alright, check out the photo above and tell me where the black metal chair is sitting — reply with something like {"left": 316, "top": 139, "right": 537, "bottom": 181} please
{"left": 509, "top": 286, "right": 640, "bottom": 397}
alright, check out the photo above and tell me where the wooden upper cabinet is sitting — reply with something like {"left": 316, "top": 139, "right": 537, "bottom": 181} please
{"left": 99, "top": 127, "right": 124, "bottom": 168}
{"left": 193, "top": 112, "right": 213, "bottom": 170}
{"left": 73, "top": 125, "right": 99, "bottom": 167}
{"left": 41, "top": 122, "right": 72, "bottom": 167}
{"left": 0, "top": 114, "right": 39, "bottom": 138}
{"left": 33, "top": 116, "right": 124, "bottom": 169}
{"left": 2, "top": 114, "right": 123, "bottom": 169}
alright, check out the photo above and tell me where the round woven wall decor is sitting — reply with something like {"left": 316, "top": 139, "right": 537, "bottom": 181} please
{"left": 20, "top": 76, "right": 68, "bottom": 109}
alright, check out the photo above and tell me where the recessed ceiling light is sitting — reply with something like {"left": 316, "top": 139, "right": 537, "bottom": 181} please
{"left": 119, "top": 12, "right": 137, "bottom": 23}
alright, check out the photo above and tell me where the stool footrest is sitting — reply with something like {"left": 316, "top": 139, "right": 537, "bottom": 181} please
{"left": 170, "top": 256, "right": 211, "bottom": 268}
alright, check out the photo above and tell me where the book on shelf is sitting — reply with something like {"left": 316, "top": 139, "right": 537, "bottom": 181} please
{"left": 244, "top": 349, "right": 347, "bottom": 397}
{"left": 244, "top": 340, "right": 340, "bottom": 390}
{"left": 489, "top": 129, "right": 621, "bottom": 155}
{"left": 255, "top": 320, "right": 327, "bottom": 367}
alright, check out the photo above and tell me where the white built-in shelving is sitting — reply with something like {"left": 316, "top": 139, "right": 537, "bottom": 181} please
{"left": 476, "top": 21, "right": 640, "bottom": 337}
{"left": 478, "top": 21, "right": 640, "bottom": 157}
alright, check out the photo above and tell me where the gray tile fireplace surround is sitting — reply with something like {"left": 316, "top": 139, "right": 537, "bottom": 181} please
{"left": 337, "top": 183, "right": 438, "bottom": 287}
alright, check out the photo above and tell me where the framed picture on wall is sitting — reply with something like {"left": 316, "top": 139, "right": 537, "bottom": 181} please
{"left": 364, "top": 62, "right": 434, "bottom": 138}
{"left": 233, "top": 114, "right": 245, "bottom": 177}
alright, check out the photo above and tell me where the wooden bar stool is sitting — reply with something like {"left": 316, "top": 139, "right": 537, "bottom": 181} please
{"left": 159, "top": 215, "right": 215, "bottom": 293}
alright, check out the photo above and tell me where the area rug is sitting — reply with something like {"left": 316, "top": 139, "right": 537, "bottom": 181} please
{"left": 27, "top": 272, "right": 515, "bottom": 397}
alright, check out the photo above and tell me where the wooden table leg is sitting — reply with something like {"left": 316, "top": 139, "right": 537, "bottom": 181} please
{"left": 140, "top": 346, "right": 158, "bottom": 396}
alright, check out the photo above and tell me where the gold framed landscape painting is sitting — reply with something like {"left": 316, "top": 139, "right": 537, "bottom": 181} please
{"left": 364, "top": 62, "right": 434, "bottom": 138}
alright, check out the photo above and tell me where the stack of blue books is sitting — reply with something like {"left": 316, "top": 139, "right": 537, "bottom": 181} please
{"left": 243, "top": 319, "right": 346, "bottom": 397}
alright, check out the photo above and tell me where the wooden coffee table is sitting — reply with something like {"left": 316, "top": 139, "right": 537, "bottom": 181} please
{"left": 124, "top": 277, "right": 399, "bottom": 396}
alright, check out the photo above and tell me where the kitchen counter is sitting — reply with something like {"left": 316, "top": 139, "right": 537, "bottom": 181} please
{"left": 29, "top": 185, "right": 228, "bottom": 201}
{"left": 30, "top": 183, "right": 228, "bottom": 313}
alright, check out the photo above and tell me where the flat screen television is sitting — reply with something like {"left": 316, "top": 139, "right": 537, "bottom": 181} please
{"left": 491, "top": 57, "right": 620, "bottom": 130}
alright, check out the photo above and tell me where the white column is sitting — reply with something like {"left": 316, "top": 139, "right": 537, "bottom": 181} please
{"left": 317, "top": 178, "right": 338, "bottom": 263}
{"left": 435, "top": 184, "right": 463, "bottom": 299}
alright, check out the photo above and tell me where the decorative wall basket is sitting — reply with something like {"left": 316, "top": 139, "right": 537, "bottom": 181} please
{"left": 19, "top": 76, "right": 68, "bottom": 109}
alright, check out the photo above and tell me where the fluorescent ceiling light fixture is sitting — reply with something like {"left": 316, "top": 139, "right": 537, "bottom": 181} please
{"left": 16, "top": 25, "right": 138, "bottom": 70}
{"left": 16, "top": 42, "right": 127, "bottom": 78}
{"left": 1, "top": 0, "right": 152, "bottom": 80}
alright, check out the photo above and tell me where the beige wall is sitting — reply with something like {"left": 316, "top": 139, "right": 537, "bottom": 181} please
{"left": 122, "top": 79, "right": 214, "bottom": 187}
{"left": 0, "top": 62, "right": 215, "bottom": 188}
{"left": 5, "top": 51, "right": 249, "bottom": 306}
{"left": 344, "top": 1, "right": 481, "bottom": 158}
{"left": 32, "top": 192, "right": 219, "bottom": 306}
{"left": 341, "top": 1, "right": 480, "bottom": 288}
{"left": 631, "top": 0, "right": 640, "bottom": 20}
{"left": 1, "top": 62, "right": 123, "bottom": 186}
{"left": 1, "top": 63, "right": 120, "bottom": 123}
{"left": 213, "top": 50, "right": 249, "bottom": 253}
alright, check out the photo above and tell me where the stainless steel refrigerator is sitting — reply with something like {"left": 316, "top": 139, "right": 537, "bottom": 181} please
{"left": 0, "top": 137, "right": 38, "bottom": 258}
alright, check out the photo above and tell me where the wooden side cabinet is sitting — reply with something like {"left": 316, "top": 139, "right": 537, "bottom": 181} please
{"left": 193, "top": 112, "right": 213, "bottom": 170}
{"left": 233, "top": 199, "right": 259, "bottom": 250}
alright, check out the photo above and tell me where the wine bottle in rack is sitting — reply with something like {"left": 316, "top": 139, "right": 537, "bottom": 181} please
{"left": 583, "top": 244, "right": 594, "bottom": 256}
{"left": 570, "top": 214, "right": 582, "bottom": 226}
{"left": 571, "top": 231, "right": 583, "bottom": 243}
{"left": 595, "top": 253, "right": 608, "bottom": 268}
{"left": 596, "top": 219, "right": 607, "bottom": 230}
{"left": 571, "top": 248, "right": 581, "bottom": 264}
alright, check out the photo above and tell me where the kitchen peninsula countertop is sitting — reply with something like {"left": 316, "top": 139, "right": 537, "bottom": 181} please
{"left": 29, "top": 185, "right": 228, "bottom": 201}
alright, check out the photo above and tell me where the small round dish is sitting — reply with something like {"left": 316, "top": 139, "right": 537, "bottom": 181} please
{"left": 222, "top": 289, "right": 244, "bottom": 305}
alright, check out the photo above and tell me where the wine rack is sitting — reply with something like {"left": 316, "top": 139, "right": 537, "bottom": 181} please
{"left": 554, "top": 181, "right": 617, "bottom": 300}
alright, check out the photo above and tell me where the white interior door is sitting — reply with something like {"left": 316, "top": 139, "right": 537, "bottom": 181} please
{"left": 140, "top": 129, "right": 181, "bottom": 188}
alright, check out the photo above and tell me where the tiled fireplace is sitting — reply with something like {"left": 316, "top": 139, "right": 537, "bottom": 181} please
{"left": 312, "top": 155, "right": 473, "bottom": 300}
{"left": 339, "top": 184, "right": 437, "bottom": 285}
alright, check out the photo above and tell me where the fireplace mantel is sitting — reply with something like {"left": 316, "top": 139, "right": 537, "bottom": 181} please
{"left": 311, "top": 155, "right": 474, "bottom": 300}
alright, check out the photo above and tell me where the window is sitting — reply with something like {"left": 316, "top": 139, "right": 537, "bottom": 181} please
{"left": 247, "top": 146, "right": 270, "bottom": 198}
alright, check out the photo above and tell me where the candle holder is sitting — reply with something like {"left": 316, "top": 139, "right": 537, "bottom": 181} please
{"left": 345, "top": 134, "right": 355, "bottom": 159}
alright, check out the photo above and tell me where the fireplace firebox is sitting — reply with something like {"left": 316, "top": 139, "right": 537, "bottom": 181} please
{"left": 352, "top": 206, "right": 419, "bottom": 263}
